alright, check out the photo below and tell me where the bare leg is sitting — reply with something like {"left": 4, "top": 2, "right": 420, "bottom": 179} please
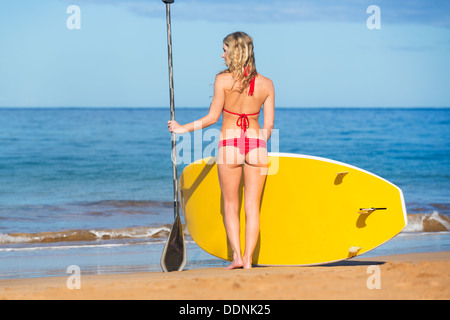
{"left": 242, "top": 147, "right": 268, "bottom": 269}
{"left": 218, "top": 146, "right": 245, "bottom": 270}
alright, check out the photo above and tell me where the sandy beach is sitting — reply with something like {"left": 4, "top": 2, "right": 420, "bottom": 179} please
{"left": 1, "top": 251, "right": 449, "bottom": 300}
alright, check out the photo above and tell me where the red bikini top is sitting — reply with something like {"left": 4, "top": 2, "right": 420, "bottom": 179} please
{"left": 222, "top": 66, "right": 257, "bottom": 133}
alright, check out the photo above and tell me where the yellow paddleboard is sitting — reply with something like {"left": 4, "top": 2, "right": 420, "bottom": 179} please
{"left": 179, "top": 153, "right": 407, "bottom": 266}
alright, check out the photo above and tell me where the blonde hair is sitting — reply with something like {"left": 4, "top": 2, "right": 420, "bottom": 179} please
{"left": 219, "top": 31, "right": 257, "bottom": 92}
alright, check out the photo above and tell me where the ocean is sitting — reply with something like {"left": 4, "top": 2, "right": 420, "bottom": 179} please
{"left": 0, "top": 107, "right": 449, "bottom": 279}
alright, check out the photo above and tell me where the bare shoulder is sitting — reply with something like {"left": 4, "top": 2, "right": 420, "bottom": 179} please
{"left": 256, "top": 74, "right": 274, "bottom": 92}
{"left": 215, "top": 72, "right": 234, "bottom": 90}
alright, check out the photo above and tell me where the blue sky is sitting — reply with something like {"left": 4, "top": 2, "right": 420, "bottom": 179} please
{"left": 0, "top": 0, "right": 449, "bottom": 107}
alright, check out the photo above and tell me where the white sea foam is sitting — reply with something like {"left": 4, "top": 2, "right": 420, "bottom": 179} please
{"left": 403, "top": 211, "right": 450, "bottom": 233}
{"left": 0, "top": 233, "right": 31, "bottom": 244}
{"left": 89, "top": 226, "right": 170, "bottom": 239}
{"left": 0, "top": 239, "right": 197, "bottom": 252}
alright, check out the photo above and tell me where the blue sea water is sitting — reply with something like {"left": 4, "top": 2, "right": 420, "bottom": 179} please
{"left": 0, "top": 107, "right": 449, "bottom": 279}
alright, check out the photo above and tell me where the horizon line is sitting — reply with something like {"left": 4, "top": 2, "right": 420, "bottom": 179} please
{"left": 0, "top": 106, "right": 449, "bottom": 109}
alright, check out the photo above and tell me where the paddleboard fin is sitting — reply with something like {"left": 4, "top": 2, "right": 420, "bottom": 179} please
{"left": 348, "top": 246, "right": 362, "bottom": 255}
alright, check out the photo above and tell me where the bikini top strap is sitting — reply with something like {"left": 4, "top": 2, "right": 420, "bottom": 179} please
{"left": 248, "top": 77, "right": 255, "bottom": 96}
{"left": 223, "top": 109, "right": 259, "bottom": 116}
{"left": 244, "top": 66, "right": 255, "bottom": 96}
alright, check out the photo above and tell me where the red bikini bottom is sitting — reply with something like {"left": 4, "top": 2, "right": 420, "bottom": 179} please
{"left": 218, "top": 137, "right": 267, "bottom": 155}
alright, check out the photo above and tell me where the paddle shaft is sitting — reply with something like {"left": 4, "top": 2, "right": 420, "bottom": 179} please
{"left": 160, "top": 0, "right": 186, "bottom": 272}
{"left": 164, "top": 1, "right": 179, "bottom": 220}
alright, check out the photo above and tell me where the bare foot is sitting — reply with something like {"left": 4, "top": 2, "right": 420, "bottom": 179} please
{"left": 225, "top": 258, "right": 243, "bottom": 270}
{"left": 243, "top": 257, "right": 252, "bottom": 269}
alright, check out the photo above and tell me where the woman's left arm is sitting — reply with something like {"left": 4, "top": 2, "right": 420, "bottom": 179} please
{"left": 168, "top": 75, "right": 226, "bottom": 133}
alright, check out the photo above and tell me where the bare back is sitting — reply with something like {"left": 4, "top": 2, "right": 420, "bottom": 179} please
{"left": 218, "top": 72, "right": 274, "bottom": 140}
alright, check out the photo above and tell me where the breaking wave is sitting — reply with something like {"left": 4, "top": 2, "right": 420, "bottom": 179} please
{"left": 0, "top": 225, "right": 175, "bottom": 245}
{"left": 403, "top": 212, "right": 450, "bottom": 233}
{"left": 1, "top": 213, "right": 448, "bottom": 248}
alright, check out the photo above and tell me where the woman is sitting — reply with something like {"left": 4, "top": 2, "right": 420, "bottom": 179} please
{"left": 168, "top": 31, "right": 275, "bottom": 269}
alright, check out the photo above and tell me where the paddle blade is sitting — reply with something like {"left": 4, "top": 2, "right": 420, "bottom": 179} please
{"left": 160, "top": 213, "right": 186, "bottom": 272}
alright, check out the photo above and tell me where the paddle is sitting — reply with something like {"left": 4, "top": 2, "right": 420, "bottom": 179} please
{"left": 160, "top": 0, "right": 186, "bottom": 272}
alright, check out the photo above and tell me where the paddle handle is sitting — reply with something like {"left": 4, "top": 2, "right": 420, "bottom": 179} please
{"left": 164, "top": 0, "right": 179, "bottom": 220}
